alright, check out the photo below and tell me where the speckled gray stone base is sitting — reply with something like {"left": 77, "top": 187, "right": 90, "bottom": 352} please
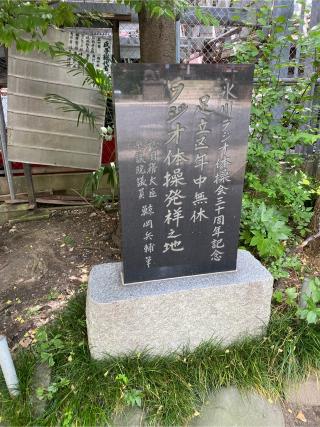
{"left": 86, "top": 250, "right": 273, "bottom": 359}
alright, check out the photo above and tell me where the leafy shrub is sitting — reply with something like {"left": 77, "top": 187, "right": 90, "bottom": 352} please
{"left": 236, "top": 2, "right": 320, "bottom": 269}
{"left": 273, "top": 277, "right": 320, "bottom": 325}
{"left": 297, "top": 277, "right": 320, "bottom": 324}
{"left": 240, "top": 198, "right": 291, "bottom": 259}
{"left": 268, "top": 255, "right": 302, "bottom": 280}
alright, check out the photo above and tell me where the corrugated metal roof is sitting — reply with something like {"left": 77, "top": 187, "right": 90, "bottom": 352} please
{"left": 7, "top": 28, "right": 106, "bottom": 170}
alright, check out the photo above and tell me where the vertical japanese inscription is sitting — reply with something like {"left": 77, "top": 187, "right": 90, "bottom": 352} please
{"left": 135, "top": 141, "right": 159, "bottom": 269}
{"left": 163, "top": 83, "right": 188, "bottom": 254}
{"left": 113, "top": 64, "right": 254, "bottom": 284}
{"left": 190, "top": 97, "right": 213, "bottom": 225}
{"left": 211, "top": 80, "right": 237, "bottom": 263}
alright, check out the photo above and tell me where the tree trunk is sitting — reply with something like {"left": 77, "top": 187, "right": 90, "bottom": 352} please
{"left": 112, "top": 20, "right": 121, "bottom": 63}
{"left": 138, "top": 6, "right": 176, "bottom": 63}
{"left": 310, "top": 196, "right": 320, "bottom": 254}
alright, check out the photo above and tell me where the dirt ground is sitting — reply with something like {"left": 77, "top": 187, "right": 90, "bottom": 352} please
{"left": 0, "top": 206, "right": 120, "bottom": 348}
{"left": 283, "top": 402, "right": 320, "bottom": 427}
{"left": 0, "top": 207, "right": 319, "bottom": 426}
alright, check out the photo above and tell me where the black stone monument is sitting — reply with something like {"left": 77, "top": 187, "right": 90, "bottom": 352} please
{"left": 112, "top": 63, "right": 254, "bottom": 284}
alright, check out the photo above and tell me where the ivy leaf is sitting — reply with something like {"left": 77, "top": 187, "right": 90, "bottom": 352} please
{"left": 291, "top": 133, "right": 320, "bottom": 145}
{"left": 306, "top": 310, "right": 318, "bottom": 324}
{"left": 258, "top": 17, "right": 267, "bottom": 26}
{"left": 285, "top": 287, "right": 298, "bottom": 306}
{"left": 273, "top": 290, "right": 283, "bottom": 303}
{"left": 276, "top": 16, "right": 286, "bottom": 24}
{"left": 310, "top": 278, "right": 320, "bottom": 303}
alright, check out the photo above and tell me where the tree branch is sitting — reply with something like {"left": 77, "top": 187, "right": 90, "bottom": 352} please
{"left": 298, "top": 226, "right": 320, "bottom": 250}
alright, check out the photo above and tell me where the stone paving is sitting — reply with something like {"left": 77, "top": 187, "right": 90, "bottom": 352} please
{"left": 286, "top": 375, "right": 320, "bottom": 407}
{"left": 190, "top": 387, "right": 285, "bottom": 427}
{"left": 113, "top": 407, "right": 145, "bottom": 427}
{"left": 112, "top": 378, "right": 320, "bottom": 427}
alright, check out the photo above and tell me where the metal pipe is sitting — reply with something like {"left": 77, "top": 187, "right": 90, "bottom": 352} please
{"left": 0, "top": 95, "right": 15, "bottom": 200}
{"left": 176, "top": 20, "right": 180, "bottom": 64}
{"left": 0, "top": 335, "right": 19, "bottom": 397}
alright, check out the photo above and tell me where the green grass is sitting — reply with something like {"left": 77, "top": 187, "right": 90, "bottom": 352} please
{"left": 1, "top": 292, "right": 320, "bottom": 426}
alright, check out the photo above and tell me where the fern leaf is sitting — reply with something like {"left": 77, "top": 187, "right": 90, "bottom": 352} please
{"left": 52, "top": 46, "right": 112, "bottom": 97}
{"left": 45, "top": 93, "right": 97, "bottom": 130}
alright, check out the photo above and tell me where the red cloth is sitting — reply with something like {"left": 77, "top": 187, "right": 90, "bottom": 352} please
{"left": 101, "top": 136, "right": 116, "bottom": 164}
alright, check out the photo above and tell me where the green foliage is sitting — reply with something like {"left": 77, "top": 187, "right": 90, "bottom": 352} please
{"left": 44, "top": 48, "right": 112, "bottom": 135}
{"left": 83, "top": 163, "right": 119, "bottom": 209}
{"left": 297, "top": 277, "right": 320, "bottom": 324}
{"left": 236, "top": 1, "right": 320, "bottom": 268}
{"left": 285, "top": 287, "right": 299, "bottom": 306}
{"left": 115, "top": 373, "right": 144, "bottom": 407}
{"left": 194, "top": 6, "right": 219, "bottom": 27}
{"left": 52, "top": 48, "right": 113, "bottom": 98}
{"left": 36, "top": 378, "right": 70, "bottom": 402}
{"left": 273, "top": 277, "right": 320, "bottom": 325}
{"left": 1, "top": 292, "right": 320, "bottom": 426}
{"left": 44, "top": 94, "right": 98, "bottom": 130}
{"left": 116, "top": 0, "right": 188, "bottom": 19}
{"left": 0, "top": 0, "right": 77, "bottom": 52}
{"left": 245, "top": 168, "right": 315, "bottom": 236}
{"left": 117, "top": 0, "right": 218, "bottom": 25}
{"left": 35, "top": 330, "right": 64, "bottom": 367}
{"left": 269, "top": 255, "right": 302, "bottom": 280}
{"left": 241, "top": 198, "right": 291, "bottom": 259}
{"left": 124, "top": 388, "right": 144, "bottom": 407}
{"left": 273, "top": 289, "right": 284, "bottom": 304}
{"left": 115, "top": 373, "right": 129, "bottom": 385}
{"left": 272, "top": 287, "right": 298, "bottom": 307}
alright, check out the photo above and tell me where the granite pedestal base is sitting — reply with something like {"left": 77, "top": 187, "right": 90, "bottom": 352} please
{"left": 86, "top": 250, "right": 273, "bottom": 359}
